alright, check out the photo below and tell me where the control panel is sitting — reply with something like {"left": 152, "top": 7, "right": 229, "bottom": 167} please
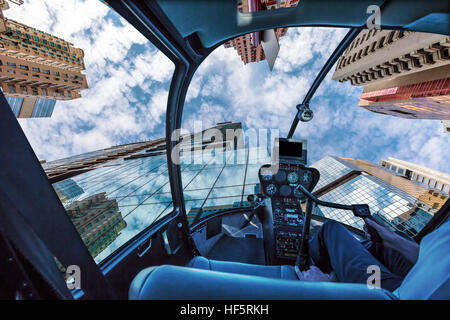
{"left": 272, "top": 198, "right": 304, "bottom": 227}
{"left": 275, "top": 228, "right": 302, "bottom": 259}
{"left": 258, "top": 164, "right": 319, "bottom": 200}
{"left": 258, "top": 163, "right": 320, "bottom": 261}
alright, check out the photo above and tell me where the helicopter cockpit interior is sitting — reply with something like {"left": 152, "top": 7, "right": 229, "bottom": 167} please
{"left": 0, "top": 0, "right": 449, "bottom": 302}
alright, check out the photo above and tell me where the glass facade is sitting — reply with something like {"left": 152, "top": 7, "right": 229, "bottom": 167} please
{"left": 31, "top": 98, "right": 56, "bottom": 117}
{"left": 52, "top": 144, "right": 271, "bottom": 263}
{"left": 310, "top": 156, "right": 431, "bottom": 237}
{"left": 5, "top": 96, "right": 23, "bottom": 117}
{"left": 317, "top": 173, "right": 416, "bottom": 230}
{"left": 51, "top": 145, "right": 435, "bottom": 262}
{"left": 310, "top": 156, "right": 360, "bottom": 190}
{"left": 4, "top": 96, "right": 56, "bottom": 118}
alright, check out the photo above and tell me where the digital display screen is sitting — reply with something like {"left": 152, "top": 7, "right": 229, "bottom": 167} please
{"left": 279, "top": 139, "right": 303, "bottom": 158}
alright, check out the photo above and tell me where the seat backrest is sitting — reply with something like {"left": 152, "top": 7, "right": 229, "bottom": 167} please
{"left": 129, "top": 265, "right": 396, "bottom": 300}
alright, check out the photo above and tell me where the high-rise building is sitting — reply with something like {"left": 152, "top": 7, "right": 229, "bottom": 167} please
{"left": 223, "top": 0, "right": 298, "bottom": 65}
{"left": 310, "top": 156, "right": 448, "bottom": 237}
{"left": 332, "top": 30, "right": 449, "bottom": 86}
{"left": 0, "top": 1, "right": 88, "bottom": 118}
{"left": 53, "top": 178, "right": 84, "bottom": 206}
{"left": 45, "top": 122, "right": 445, "bottom": 263}
{"left": 357, "top": 65, "right": 450, "bottom": 120}
{"left": 43, "top": 139, "right": 165, "bottom": 182}
{"left": 46, "top": 122, "right": 250, "bottom": 262}
{"left": 380, "top": 157, "right": 450, "bottom": 196}
{"left": 65, "top": 192, "right": 127, "bottom": 259}
{"left": 332, "top": 29, "right": 450, "bottom": 125}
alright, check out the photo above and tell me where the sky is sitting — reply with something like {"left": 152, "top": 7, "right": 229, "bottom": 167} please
{"left": 6, "top": 0, "right": 449, "bottom": 173}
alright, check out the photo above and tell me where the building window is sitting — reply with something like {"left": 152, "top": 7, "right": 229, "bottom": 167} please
{"left": 42, "top": 39, "right": 47, "bottom": 44}
{"left": 6, "top": 62, "right": 16, "bottom": 67}
{"left": 32, "top": 67, "right": 40, "bottom": 72}
{"left": 53, "top": 71, "right": 60, "bottom": 76}
{"left": 443, "top": 185, "right": 450, "bottom": 194}
{"left": 31, "top": 87, "right": 38, "bottom": 95}
{"left": 42, "top": 88, "right": 48, "bottom": 96}
{"left": 68, "top": 91, "right": 72, "bottom": 98}
{"left": 50, "top": 41, "right": 55, "bottom": 47}
{"left": 19, "top": 65, "right": 29, "bottom": 70}
{"left": 43, "top": 69, "right": 50, "bottom": 74}
{"left": 33, "top": 35, "right": 39, "bottom": 41}
{"left": 20, "top": 86, "right": 27, "bottom": 94}
{"left": 7, "top": 84, "right": 16, "bottom": 93}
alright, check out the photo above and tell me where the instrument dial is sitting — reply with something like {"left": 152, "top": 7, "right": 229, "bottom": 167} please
{"left": 287, "top": 171, "right": 299, "bottom": 184}
{"left": 274, "top": 170, "right": 287, "bottom": 183}
{"left": 302, "top": 171, "right": 312, "bottom": 184}
{"left": 261, "top": 168, "right": 273, "bottom": 181}
{"left": 280, "top": 185, "right": 292, "bottom": 197}
{"left": 265, "top": 184, "right": 277, "bottom": 196}
{"left": 293, "top": 188, "right": 305, "bottom": 199}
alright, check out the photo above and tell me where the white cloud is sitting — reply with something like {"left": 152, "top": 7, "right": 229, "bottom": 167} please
{"left": 8, "top": 0, "right": 174, "bottom": 161}
{"left": 4, "top": 3, "right": 448, "bottom": 173}
{"left": 183, "top": 27, "right": 449, "bottom": 173}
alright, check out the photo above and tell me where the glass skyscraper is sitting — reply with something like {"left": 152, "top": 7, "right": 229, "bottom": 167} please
{"left": 310, "top": 156, "right": 440, "bottom": 237}
{"left": 47, "top": 128, "right": 442, "bottom": 264}
{"left": 48, "top": 122, "right": 271, "bottom": 263}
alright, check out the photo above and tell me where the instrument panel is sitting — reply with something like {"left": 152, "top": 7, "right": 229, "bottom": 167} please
{"left": 258, "top": 164, "right": 320, "bottom": 199}
{"left": 258, "top": 163, "right": 320, "bottom": 261}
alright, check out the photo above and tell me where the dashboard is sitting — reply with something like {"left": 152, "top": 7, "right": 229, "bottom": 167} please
{"left": 258, "top": 163, "right": 320, "bottom": 261}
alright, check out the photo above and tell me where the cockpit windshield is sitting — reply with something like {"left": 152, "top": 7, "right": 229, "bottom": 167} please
{"left": 3, "top": 0, "right": 449, "bottom": 268}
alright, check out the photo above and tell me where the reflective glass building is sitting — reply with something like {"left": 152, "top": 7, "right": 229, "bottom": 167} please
{"left": 48, "top": 129, "right": 443, "bottom": 264}
{"left": 310, "top": 156, "right": 439, "bottom": 236}
{"left": 48, "top": 122, "right": 272, "bottom": 263}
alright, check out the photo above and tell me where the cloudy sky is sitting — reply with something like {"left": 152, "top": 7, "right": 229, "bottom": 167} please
{"left": 7, "top": 0, "right": 449, "bottom": 173}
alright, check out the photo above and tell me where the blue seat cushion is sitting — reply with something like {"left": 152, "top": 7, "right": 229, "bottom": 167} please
{"left": 129, "top": 263, "right": 396, "bottom": 300}
{"left": 187, "top": 256, "right": 298, "bottom": 280}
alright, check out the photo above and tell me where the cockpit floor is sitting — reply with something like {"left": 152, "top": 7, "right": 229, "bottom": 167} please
{"left": 206, "top": 235, "right": 266, "bottom": 265}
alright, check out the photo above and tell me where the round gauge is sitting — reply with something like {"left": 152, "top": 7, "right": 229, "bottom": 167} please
{"left": 302, "top": 171, "right": 312, "bottom": 184}
{"left": 287, "top": 171, "right": 299, "bottom": 184}
{"left": 265, "top": 184, "right": 277, "bottom": 196}
{"left": 260, "top": 168, "right": 273, "bottom": 181}
{"left": 274, "top": 170, "right": 287, "bottom": 183}
{"left": 293, "top": 188, "right": 306, "bottom": 199}
{"left": 280, "top": 185, "right": 292, "bottom": 197}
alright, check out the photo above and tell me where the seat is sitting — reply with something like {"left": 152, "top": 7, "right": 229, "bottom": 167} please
{"left": 187, "top": 256, "right": 298, "bottom": 280}
{"left": 129, "top": 257, "right": 397, "bottom": 300}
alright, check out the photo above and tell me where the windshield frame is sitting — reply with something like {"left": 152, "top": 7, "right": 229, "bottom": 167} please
{"left": 108, "top": 0, "right": 450, "bottom": 235}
